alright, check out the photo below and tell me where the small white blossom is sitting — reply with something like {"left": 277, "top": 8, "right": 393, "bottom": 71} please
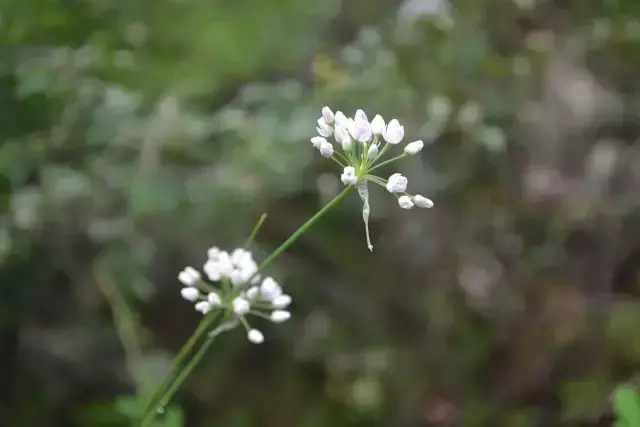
{"left": 367, "top": 143, "right": 379, "bottom": 159}
{"left": 383, "top": 119, "right": 404, "bottom": 144}
{"left": 334, "top": 111, "right": 348, "bottom": 127}
{"left": 207, "top": 292, "right": 222, "bottom": 306}
{"left": 398, "top": 195, "right": 414, "bottom": 209}
{"left": 404, "top": 140, "right": 424, "bottom": 155}
{"left": 270, "top": 310, "right": 291, "bottom": 323}
{"left": 207, "top": 246, "right": 222, "bottom": 260}
{"left": 386, "top": 173, "right": 408, "bottom": 193}
{"left": 319, "top": 141, "right": 334, "bottom": 158}
{"left": 371, "top": 114, "right": 385, "bottom": 135}
{"left": 317, "top": 119, "right": 333, "bottom": 137}
{"left": 309, "top": 107, "right": 436, "bottom": 250}
{"left": 195, "top": 301, "right": 212, "bottom": 314}
{"left": 322, "top": 106, "right": 335, "bottom": 124}
{"left": 349, "top": 112, "right": 373, "bottom": 142}
{"left": 335, "top": 126, "right": 352, "bottom": 150}
{"left": 260, "top": 277, "right": 282, "bottom": 300}
{"left": 178, "top": 266, "right": 200, "bottom": 286}
{"left": 180, "top": 287, "right": 200, "bottom": 302}
{"left": 232, "top": 297, "right": 250, "bottom": 315}
{"left": 413, "top": 195, "right": 434, "bottom": 208}
{"left": 245, "top": 286, "right": 260, "bottom": 300}
{"left": 355, "top": 109, "right": 368, "bottom": 122}
{"left": 311, "top": 136, "right": 326, "bottom": 149}
{"left": 247, "top": 329, "right": 264, "bottom": 344}
{"left": 203, "top": 260, "right": 222, "bottom": 281}
{"left": 272, "top": 294, "right": 292, "bottom": 308}
{"left": 341, "top": 166, "right": 358, "bottom": 186}
{"left": 178, "top": 246, "right": 293, "bottom": 343}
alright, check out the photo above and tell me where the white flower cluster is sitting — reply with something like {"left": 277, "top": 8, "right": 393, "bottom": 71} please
{"left": 177, "top": 247, "right": 292, "bottom": 344}
{"left": 311, "top": 107, "right": 434, "bottom": 249}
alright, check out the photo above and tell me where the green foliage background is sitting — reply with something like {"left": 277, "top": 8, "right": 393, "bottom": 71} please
{"left": 2, "top": 0, "right": 640, "bottom": 426}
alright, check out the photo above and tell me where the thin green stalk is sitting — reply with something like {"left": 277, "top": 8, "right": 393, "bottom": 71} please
{"left": 367, "top": 153, "right": 407, "bottom": 173}
{"left": 138, "top": 311, "right": 221, "bottom": 423}
{"left": 137, "top": 185, "right": 353, "bottom": 425}
{"left": 244, "top": 213, "right": 268, "bottom": 249}
{"left": 150, "top": 316, "right": 236, "bottom": 418}
{"left": 256, "top": 185, "right": 353, "bottom": 271}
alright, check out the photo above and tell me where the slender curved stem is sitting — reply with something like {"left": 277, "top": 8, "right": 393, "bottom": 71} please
{"left": 138, "top": 311, "right": 221, "bottom": 426}
{"left": 255, "top": 185, "right": 353, "bottom": 272}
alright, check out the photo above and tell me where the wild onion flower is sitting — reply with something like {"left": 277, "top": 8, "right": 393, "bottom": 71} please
{"left": 177, "top": 247, "right": 292, "bottom": 344}
{"left": 310, "top": 107, "right": 434, "bottom": 250}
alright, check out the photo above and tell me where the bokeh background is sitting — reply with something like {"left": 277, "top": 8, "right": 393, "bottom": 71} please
{"left": 2, "top": 0, "right": 640, "bottom": 426}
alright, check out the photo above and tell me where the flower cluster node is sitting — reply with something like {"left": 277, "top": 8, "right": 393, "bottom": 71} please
{"left": 311, "top": 107, "right": 435, "bottom": 249}
{"left": 177, "top": 247, "right": 292, "bottom": 343}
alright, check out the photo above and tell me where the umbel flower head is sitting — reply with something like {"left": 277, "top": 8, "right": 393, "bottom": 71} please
{"left": 177, "top": 247, "right": 292, "bottom": 344}
{"left": 311, "top": 107, "right": 434, "bottom": 250}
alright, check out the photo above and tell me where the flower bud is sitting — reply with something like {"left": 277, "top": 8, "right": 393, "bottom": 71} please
{"left": 195, "top": 301, "right": 212, "bottom": 314}
{"left": 311, "top": 136, "right": 326, "bottom": 149}
{"left": 404, "top": 140, "right": 424, "bottom": 155}
{"left": 398, "top": 195, "right": 414, "bottom": 209}
{"left": 245, "top": 286, "right": 260, "bottom": 300}
{"left": 232, "top": 297, "right": 250, "bottom": 315}
{"left": 260, "top": 277, "right": 283, "bottom": 300}
{"left": 207, "top": 292, "right": 222, "bottom": 306}
{"left": 355, "top": 109, "right": 368, "bottom": 122}
{"left": 341, "top": 166, "right": 358, "bottom": 186}
{"left": 322, "top": 106, "right": 335, "bottom": 124}
{"left": 272, "top": 294, "right": 292, "bottom": 308}
{"left": 413, "top": 194, "right": 434, "bottom": 208}
{"left": 383, "top": 119, "right": 404, "bottom": 144}
{"left": 334, "top": 111, "right": 348, "bottom": 127}
{"left": 180, "top": 287, "right": 199, "bottom": 302}
{"left": 349, "top": 114, "right": 372, "bottom": 142}
{"left": 386, "top": 173, "right": 408, "bottom": 193}
{"left": 178, "top": 266, "right": 200, "bottom": 286}
{"left": 248, "top": 329, "right": 264, "bottom": 344}
{"left": 371, "top": 114, "right": 385, "bottom": 135}
{"left": 319, "top": 141, "right": 334, "bottom": 158}
{"left": 203, "top": 260, "right": 222, "bottom": 281}
{"left": 367, "top": 143, "right": 379, "bottom": 159}
{"left": 317, "top": 119, "right": 333, "bottom": 137}
{"left": 334, "top": 126, "right": 352, "bottom": 150}
{"left": 270, "top": 310, "right": 291, "bottom": 323}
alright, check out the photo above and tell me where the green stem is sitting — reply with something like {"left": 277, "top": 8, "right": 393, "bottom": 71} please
{"left": 150, "top": 316, "right": 236, "bottom": 418}
{"left": 138, "top": 311, "right": 221, "bottom": 426}
{"left": 244, "top": 213, "right": 268, "bottom": 249}
{"left": 256, "top": 185, "right": 353, "bottom": 272}
{"left": 137, "top": 185, "right": 353, "bottom": 425}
